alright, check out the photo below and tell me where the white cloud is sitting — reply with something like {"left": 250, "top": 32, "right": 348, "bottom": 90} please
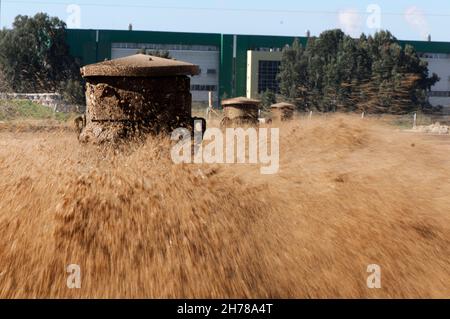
{"left": 404, "top": 6, "right": 430, "bottom": 40}
{"left": 338, "top": 8, "right": 363, "bottom": 37}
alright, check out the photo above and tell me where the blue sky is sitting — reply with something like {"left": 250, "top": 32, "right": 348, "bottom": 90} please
{"left": 1, "top": 0, "right": 450, "bottom": 41}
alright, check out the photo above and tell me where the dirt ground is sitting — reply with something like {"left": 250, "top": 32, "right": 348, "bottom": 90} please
{"left": 0, "top": 115, "right": 449, "bottom": 298}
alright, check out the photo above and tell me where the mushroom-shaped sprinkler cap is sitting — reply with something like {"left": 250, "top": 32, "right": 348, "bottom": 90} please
{"left": 81, "top": 54, "right": 200, "bottom": 78}
{"left": 221, "top": 97, "right": 261, "bottom": 107}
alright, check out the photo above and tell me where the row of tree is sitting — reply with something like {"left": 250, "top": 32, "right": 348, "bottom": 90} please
{"left": 0, "top": 13, "right": 84, "bottom": 104}
{"left": 277, "top": 30, "right": 440, "bottom": 114}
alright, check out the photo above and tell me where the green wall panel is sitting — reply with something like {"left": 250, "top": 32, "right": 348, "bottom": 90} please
{"left": 65, "top": 29, "right": 98, "bottom": 65}
{"left": 219, "top": 34, "right": 233, "bottom": 100}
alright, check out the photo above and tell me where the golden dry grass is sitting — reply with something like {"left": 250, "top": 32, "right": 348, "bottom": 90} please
{"left": 0, "top": 115, "right": 449, "bottom": 298}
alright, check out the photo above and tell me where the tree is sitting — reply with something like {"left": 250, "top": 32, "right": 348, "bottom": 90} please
{"left": 362, "top": 35, "right": 438, "bottom": 113}
{"left": 278, "top": 29, "right": 439, "bottom": 114}
{"left": 0, "top": 13, "right": 83, "bottom": 103}
{"left": 303, "top": 30, "right": 350, "bottom": 111}
{"left": 277, "top": 38, "right": 308, "bottom": 109}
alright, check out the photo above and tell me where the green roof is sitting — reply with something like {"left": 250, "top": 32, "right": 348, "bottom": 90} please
{"left": 398, "top": 40, "right": 450, "bottom": 54}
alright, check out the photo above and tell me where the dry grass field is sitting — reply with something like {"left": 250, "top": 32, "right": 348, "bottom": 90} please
{"left": 0, "top": 115, "right": 449, "bottom": 298}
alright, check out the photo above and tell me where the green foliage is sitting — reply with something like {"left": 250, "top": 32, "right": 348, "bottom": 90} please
{"left": 278, "top": 29, "right": 439, "bottom": 114}
{"left": 61, "top": 79, "right": 85, "bottom": 105}
{"left": 137, "top": 48, "right": 172, "bottom": 59}
{"left": 0, "top": 99, "right": 70, "bottom": 121}
{"left": 260, "top": 89, "right": 277, "bottom": 111}
{"left": 150, "top": 50, "right": 171, "bottom": 59}
{"left": 277, "top": 38, "right": 308, "bottom": 110}
{"left": 0, "top": 68, "right": 12, "bottom": 92}
{"left": 0, "top": 13, "right": 84, "bottom": 104}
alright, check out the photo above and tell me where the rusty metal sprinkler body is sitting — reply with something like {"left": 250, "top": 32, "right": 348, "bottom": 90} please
{"left": 220, "top": 97, "right": 261, "bottom": 127}
{"left": 78, "top": 54, "right": 201, "bottom": 143}
{"left": 270, "top": 102, "right": 295, "bottom": 122}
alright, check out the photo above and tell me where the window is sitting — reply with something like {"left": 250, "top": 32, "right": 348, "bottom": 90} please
{"left": 418, "top": 52, "right": 450, "bottom": 59}
{"left": 111, "top": 43, "right": 219, "bottom": 51}
{"left": 428, "top": 91, "right": 450, "bottom": 97}
{"left": 206, "top": 69, "right": 217, "bottom": 75}
{"left": 191, "top": 85, "right": 217, "bottom": 91}
{"left": 258, "top": 60, "right": 281, "bottom": 93}
{"left": 254, "top": 47, "right": 282, "bottom": 52}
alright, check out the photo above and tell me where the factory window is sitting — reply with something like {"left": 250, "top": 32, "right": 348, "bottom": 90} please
{"left": 258, "top": 60, "right": 281, "bottom": 93}
{"left": 428, "top": 91, "right": 450, "bottom": 97}
{"left": 419, "top": 52, "right": 450, "bottom": 59}
{"left": 191, "top": 85, "right": 217, "bottom": 91}
{"left": 254, "top": 47, "right": 282, "bottom": 52}
{"left": 112, "top": 43, "right": 219, "bottom": 52}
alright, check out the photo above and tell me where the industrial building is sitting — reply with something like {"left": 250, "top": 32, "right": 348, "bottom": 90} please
{"left": 66, "top": 29, "right": 450, "bottom": 108}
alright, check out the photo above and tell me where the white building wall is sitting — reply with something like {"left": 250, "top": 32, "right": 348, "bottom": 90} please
{"left": 111, "top": 47, "right": 219, "bottom": 104}
{"left": 424, "top": 55, "right": 450, "bottom": 107}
